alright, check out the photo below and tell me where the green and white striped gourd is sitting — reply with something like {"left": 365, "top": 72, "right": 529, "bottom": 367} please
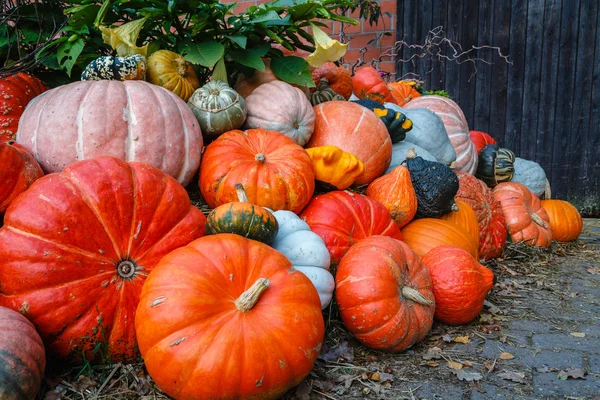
{"left": 81, "top": 55, "right": 147, "bottom": 81}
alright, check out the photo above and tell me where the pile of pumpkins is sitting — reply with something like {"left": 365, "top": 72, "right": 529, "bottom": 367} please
{"left": 0, "top": 53, "right": 584, "bottom": 400}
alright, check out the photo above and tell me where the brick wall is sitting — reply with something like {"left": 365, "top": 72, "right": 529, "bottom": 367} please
{"left": 225, "top": 0, "right": 397, "bottom": 75}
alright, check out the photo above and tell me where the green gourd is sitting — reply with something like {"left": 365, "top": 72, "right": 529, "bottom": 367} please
{"left": 476, "top": 144, "right": 515, "bottom": 188}
{"left": 81, "top": 55, "right": 147, "bottom": 81}
{"left": 310, "top": 78, "right": 345, "bottom": 105}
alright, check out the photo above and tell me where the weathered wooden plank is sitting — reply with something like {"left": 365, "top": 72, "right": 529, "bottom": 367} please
{"left": 400, "top": 0, "right": 417, "bottom": 78}
{"left": 394, "top": 0, "right": 404, "bottom": 76}
{"left": 426, "top": 0, "right": 448, "bottom": 90}
{"left": 444, "top": 0, "right": 463, "bottom": 104}
{"left": 414, "top": 0, "right": 433, "bottom": 82}
{"left": 473, "top": 0, "right": 494, "bottom": 133}
{"left": 457, "top": 0, "right": 479, "bottom": 127}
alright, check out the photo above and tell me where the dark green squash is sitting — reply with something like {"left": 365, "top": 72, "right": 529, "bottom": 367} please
{"left": 351, "top": 99, "right": 412, "bottom": 143}
{"left": 404, "top": 148, "right": 459, "bottom": 218}
{"left": 205, "top": 184, "right": 279, "bottom": 244}
{"left": 476, "top": 144, "right": 515, "bottom": 188}
{"left": 81, "top": 55, "right": 147, "bottom": 81}
{"left": 310, "top": 78, "right": 345, "bottom": 105}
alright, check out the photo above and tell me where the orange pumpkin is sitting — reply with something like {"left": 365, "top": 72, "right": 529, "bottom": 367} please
{"left": 541, "top": 200, "right": 583, "bottom": 242}
{"left": 440, "top": 199, "right": 480, "bottom": 246}
{"left": 401, "top": 218, "right": 479, "bottom": 259}
{"left": 421, "top": 246, "right": 494, "bottom": 325}
{"left": 352, "top": 66, "right": 393, "bottom": 103}
{"left": 311, "top": 62, "right": 353, "bottom": 100}
{"left": 307, "top": 101, "right": 392, "bottom": 185}
{"left": 135, "top": 234, "right": 324, "bottom": 399}
{"left": 335, "top": 235, "right": 434, "bottom": 351}
{"left": 0, "top": 141, "right": 44, "bottom": 214}
{"left": 366, "top": 165, "right": 417, "bottom": 228}
{"left": 492, "top": 182, "right": 552, "bottom": 247}
{"left": 388, "top": 81, "right": 421, "bottom": 106}
{"left": 199, "top": 129, "right": 315, "bottom": 214}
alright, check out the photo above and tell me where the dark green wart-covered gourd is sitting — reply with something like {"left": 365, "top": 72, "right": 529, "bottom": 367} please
{"left": 188, "top": 80, "right": 247, "bottom": 141}
{"left": 311, "top": 78, "right": 345, "bottom": 105}
{"left": 404, "top": 148, "right": 459, "bottom": 218}
{"left": 351, "top": 99, "right": 413, "bottom": 143}
{"left": 81, "top": 55, "right": 147, "bottom": 81}
{"left": 475, "top": 144, "right": 515, "bottom": 188}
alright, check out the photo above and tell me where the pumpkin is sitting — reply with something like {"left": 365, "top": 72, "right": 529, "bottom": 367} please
{"left": 300, "top": 191, "right": 403, "bottom": 264}
{"left": 272, "top": 210, "right": 334, "bottom": 309}
{"left": 385, "top": 103, "right": 457, "bottom": 165}
{"left": 206, "top": 184, "right": 279, "bottom": 244}
{"left": 352, "top": 99, "right": 413, "bottom": 143}
{"left": 310, "top": 78, "right": 345, "bottom": 105}
{"left": 0, "top": 157, "right": 207, "bottom": 362}
{"left": 199, "top": 129, "right": 315, "bottom": 214}
{"left": 81, "top": 54, "right": 147, "bottom": 81}
{"left": 512, "top": 157, "right": 548, "bottom": 197}
{"left": 15, "top": 80, "right": 202, "bottom": 186}
{"left": 404, "top": 95, "right": 478, "bottom": 173}
{"left": 311, "top": 62, "right": 353, "bottom": 100}
{"left": 421, "top": 246, "right": 494, "bottom": 325}
{"left": 469, "top": 130, "right": 496, "bottom": 153}
{"left": 455, "top": 171, "right": 507, "bottom": 260}
{"left": 475, "top": 144, "right": 515, "bottom": 188}
{"left": 541, "top": 200, "right": 583, "bottom": 242}
{"left": 388, "top": 81, "right": 421, "bottom": 106}
{"left": 440, "top": 199, "right": 480, "bottom": 246}
{"left": 307, "top": 101, "right": 391, "bottom": 185}
{"left": 405, "top": 149, "right": 459, "bottom": 218}
{"left": 387, "top": 141, "right": 436, "bottom": 173}
{"left": 0, "top": 141, "right": 44, "bottom": 214}
{"left": 366, "top": 165, "right": 417, "bottom": 228}
{"left": 147, "top": 50, "right": 200, "bottom": 101}
{"left": 335, "top": 235, "right": 434, "bottom": 351}
{"left": 0, "top": 72, "right": 47, "bottom": 143}
{"left": 187, "top": 80, "right": 247, "bottom": 141}
{"left": 244, "top": 81, "right": 315, "bottom": 146}
{"left": 135, "top": 234, "right": 324, "bottom": 400}
{"left": 492, "top": 182, "right": 553, "bottom": 247}
{"left": 401, "top": 218, "right": 479, "bottom": 259}
{"left": 306, "top": 146, "right": 365, "bottom": 190}
{"left": 352, "top": 66, "right": 393, "bottom": 103}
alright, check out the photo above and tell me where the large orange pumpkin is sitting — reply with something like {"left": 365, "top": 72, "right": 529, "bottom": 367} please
{"left": 0, "top": 141, "right": 44, "bottom": 214}
{"left": 388, "top": 81, "right": 421, "bottom": 106}
{"left": 300, "top": 191, "right": 403, "bottom": 264}
{"left": 421, "top": 246, "right": 494, "bottom": 325}
{"left": 440, "top": 199, "right": 480, "bottom": 246}
{"left": 135, "top": 234, "right": 324, "bottom": 400}
{"left": 0, "top": 73, "right": 47, "bottom": 143}
{"left": 492, "top": 182, "right": 552, "bottom": 247}
{"left": 307, "top": 101, "right": 392, "bottom": 184}
{"left": 311, "top": 62, "right": 353, "bottom": 100}
{"left": 352, "top": 66, "right": 393, "bottom": 103}
{"left": 200, "top": 129, "right": 315, "bottom": 214}
{"left": 401, "top": 218, "right": 479, "bottom": 259}
{"left": 335, "top": 235, "right": 434, "bottom": 351}
{"left": 541, "top": 200, "right": 583, "bottom": 242}
{"left": 366, "top": 165, "right": 417, "bottom": 228}
{"left": 0, "top": 157, "right": 206, "bottom": 362}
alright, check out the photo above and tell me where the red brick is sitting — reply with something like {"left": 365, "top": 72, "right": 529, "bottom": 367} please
{"left": 231, "top": 1, "right": 256, "bottom": 13}
{"left": 377, "top": 61, "right": 396, "bottom": 74}
{"left": 348, "top": 32, "right": 396, "bottom": 49}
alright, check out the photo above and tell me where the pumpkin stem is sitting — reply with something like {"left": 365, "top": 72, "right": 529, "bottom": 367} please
{"left": 406, "top": 148, "right": 417, "bottom": 159}
{"left": 530, "top": 212, "right": 549, "bottom": 229}
{"left": 234, "top": 183, "right": 249, "bottom": 203}
{"left": 174, "top": 58, "right": 188, "bottom": 77}
{"left": 448, "top": 161, "right": 457, "bottom": 170}
{"left": 255, "top": 153, "right": 266, "bottom": 163}
{"left": 401, "top": 286, "right": 434, "bottom": 306}
{"left": 116, "top": 259, "right": 137, "bottom": 279}
{"left": 451, "top": 201, "right": 460, "bottom": 212}
{"left": 7, "top": 140, "right": 15, "bottom": 146}
{"left": 235, "top": 278, "right": 270, "bottom": 312}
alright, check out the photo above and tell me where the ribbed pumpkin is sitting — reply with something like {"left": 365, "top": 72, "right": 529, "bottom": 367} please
{"left": 199, "top": 129, "right": 315, "bottom": 214}
{"left": 135, "top": 234, "right": 324, "bottom": 400}
{"left": 475, "top": 144, "right": 515, "bottom": 188}
{"left": 0, "top": 73, "right": 47, "bottom": 143}
{"left": 401, "top": 218, "right": 479, "bottom": 259}
{"left": 0, "top": 306, "right": 46, "bottom": 400}
{"left": 146, "top": 50, "right": 200, "bottom": 101}
{"left": 300, "top": 191, "right": 403, "bottom": 264}
{"left": 469, "top": 130, "right": 496, "bottom": 153}
{"left": 0, "top": 141, "right": 44, "bottom": 213}
{"left": 421, "top": 246, "right": 494, "bottom": 325}
{"left": 492, "top": 182, "right": 553, "bottom": 247}
{"left": 81, "top": 54, "right": 147, "bottom": 81}
{"left": 336, "top": 235, "right": 434, "bottom": 351}
{"left": 366, "top": 165, "right": 417, "bottom": 228}
{"left": 352, "top": 66, "right": 393, "bottom": 103}
{"left": 541, "top": 200, "right": 583, "bottom": 242}
{"left": 388, "top": 81, "right": 421, "bottom": 106}
{"left": 15, "top": 80, "right": 203, "bottom": 187}
{"left": 306, "top": 146, "right": 365, "bottom": 190}
{"left": 440, "top": 199, "right": 480, "bottom": 246}
{"left": 307, "top": 101, "right": 392, "bottom": 185}
{"left": 455, "top": 171, "right": 507, "bottom": 260}
{"left": 310, "top": 78, "right": 345, "bottom": 105}
{"left": 311, "top": 62, "right": 353, "bottom": 99}
{"left": 206, "top": 184, "right": 279, "bottom": 244}
{"left": 0, "top": 157, "right": 207, "bottom": 362}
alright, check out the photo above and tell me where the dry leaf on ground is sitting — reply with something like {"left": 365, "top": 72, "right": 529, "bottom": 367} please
{"left": 497, "top": 371, "right": 527, "bottom": 384}
{"left": 557, "top": 367, "right": 586, "bottom": 380}
{"left": 455, "top": 370, "right": 483, "bottom": 382}
{"left": 422, "top": 346, "right": 443, "bottom": 360}
{"left": 448, "top": 361, "right": 463, "bottom": 370}
{"left": 570, "top": 332, "right": 586, "bottom": 338}
{"left": 500, "top": 352, "right": 515, "bottom": 360}
{"left": 454, "top": 336, "right": 470, "bottom": 344}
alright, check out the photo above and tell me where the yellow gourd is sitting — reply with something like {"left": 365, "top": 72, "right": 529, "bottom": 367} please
{"left": 146, "top": 50, "right": 200, "bottom": 101}
{"left": 306, "top": 146, "right": 365, "bottom": 190}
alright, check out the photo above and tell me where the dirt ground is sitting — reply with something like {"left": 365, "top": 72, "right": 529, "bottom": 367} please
{"left": 38, "top": 219, "right": 600, "bottom": 400}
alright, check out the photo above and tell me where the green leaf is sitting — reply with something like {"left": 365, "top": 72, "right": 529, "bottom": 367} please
{"left": 181, "top": 41, "right": 224, "bottom": 67}
{"left": 250, "top": 10, "right": 281, "bottom": 24}
{"left": 229, "top": 49, "right": 266, "bottom": 72}
{"left": 289, "top": 2, "right": 321, "bottom": 20}
{"left": 57, "top": 38, "right": 85, "bottom": 77}
{"left": 211, "top": 56, "right": 228, "bottom": 85}
{"left": 225, "top": 35, "right": 247, "bottom": 49}
{"left": 270, "top": 56, "right": 315, "bottom": 88}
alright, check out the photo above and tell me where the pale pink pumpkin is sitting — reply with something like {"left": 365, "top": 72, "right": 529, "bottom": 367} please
{"left": 16, "top": 80, "right": 202, "bottom": 186}
{"left": 404, "top": 95, "right": 478, "bottom": 174}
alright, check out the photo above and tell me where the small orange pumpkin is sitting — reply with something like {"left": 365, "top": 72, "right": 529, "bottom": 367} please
{"left": 366, "top": 165, "right": 417, "bottom": 228}
{"left": 440, "top": 199, "right": 480, "bottom": 246}
{"left": 541, "top": 200, "right": 583, "bottom": 242}
{"left": 311, "top": 62, "right": 353, "bottom": 100}
{"left": 388, "top": 81, "right": 421, "bottom": 106}
{"left": 401, "top": 218, "right": 479, "bottom": 259}
{"left": 352, "top": 66, "right": 393, "bottom": 103}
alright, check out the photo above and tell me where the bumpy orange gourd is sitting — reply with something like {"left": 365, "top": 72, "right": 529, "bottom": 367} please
{"left": 366, "top": 165, "right": 417, "bottom": 228}
{"left": 492, "top": 182, "right": 552, "bottom": 247}
{"left": 352, "top": 66, "right": 393, "bottom": 103}
{"left": 0, "top": 141, "right": 43, "bottom": 213}
{"left": 306, "top": 146, "right": 365, "bottom": 190}
{"left": 311, "top": 62, "right": 353, "bottom": 100}
{"left": 541, "top": 200, "right": 583, "bottom": 242}
{"left": 388, "top": 81, "right": 421, "bottom": 106}
{"left": 336, "top": 235, "right": 435, "bottom": 351}
{"left": 440, "top": 199, "right": 480, "bottom": 246}
{"left": 469, "top": 130, "right": 496, "bottom": 153}
{"left": 401, "top": 218, "right": 479, "bottom": 259}
{"left": 421, "top": 246, "right": 494, "bottom": 325}
{"left": 135, "top": 234, "right": 324, "bottom": 400}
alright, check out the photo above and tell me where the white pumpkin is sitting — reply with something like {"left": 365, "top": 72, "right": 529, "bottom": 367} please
{"left": 272, "top": 210, "right": 334, "bottom": 309}
{"left": 512, "top": 157, "right": 547, "bottom": 197}
{"left": 386, "top": 141, "right": 437, "bottom": 173}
